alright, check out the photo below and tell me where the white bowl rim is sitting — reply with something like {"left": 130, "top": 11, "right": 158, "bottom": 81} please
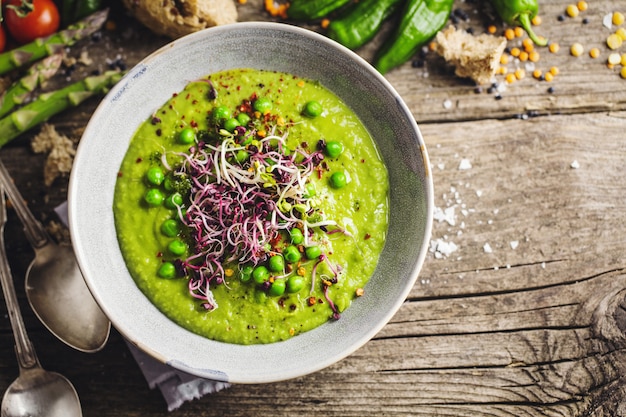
{"left": 69, "top": 21, "right": 434, "bottom": 384}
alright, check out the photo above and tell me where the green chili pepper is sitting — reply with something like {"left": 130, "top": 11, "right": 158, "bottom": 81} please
{"left": 326, "top": 0, "right": 403, "bottom": 50}
{"left": 373, "top": 0, "right": 453, "bottom": 75}
{"left": 490, "top": 0, "right": 547, "bottom": 46}
{"left": 287, "top": 0, "right": 352, "bottom": 20}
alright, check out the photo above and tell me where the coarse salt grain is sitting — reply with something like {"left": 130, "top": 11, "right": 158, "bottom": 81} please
{"left": 434, "top": 206, "right": 456, "bottom": 226}
{"left": 430, "top": 239, "right": 459, "bottom": 258}
{"left": 459, "top": 158, "right": 472, "bottom": 170}
{"left": 483, "top": 243, "right": 493, "bottom": 253}
{"left": 510, "top": 240, "right": 519, "bottom": 249}
{"left": 570, "top": 160, "right": 580, "bottom": 169}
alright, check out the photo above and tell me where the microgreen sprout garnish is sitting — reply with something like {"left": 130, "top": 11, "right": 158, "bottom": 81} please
{"left": 313, "top": 254, "right": 343, "bottom": 320}
{"left": 167, "top": 116, "right": 344, "bottom": 313}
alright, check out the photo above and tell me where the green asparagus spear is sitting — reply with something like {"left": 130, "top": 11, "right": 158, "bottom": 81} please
{"left": 0, "top": 8, "right": 108, "bottom": 76}
{"left": 0, "top": 53, "right": 64, "bottom": 118}
{"left": 0, "top": 70, "right": 123, "bottom": 147}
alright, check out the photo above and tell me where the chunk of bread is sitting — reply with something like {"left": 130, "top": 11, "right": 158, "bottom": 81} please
{"left": 123, "top": 0, "right": 238, "bottom": 39}
{"left": 31, "top": 124, "right": 76, "bottom": 186}
{"left": 435, "top": 26, "right": 507, "bottom": 85}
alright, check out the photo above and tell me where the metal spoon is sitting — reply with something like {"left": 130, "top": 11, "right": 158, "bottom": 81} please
{"left": 0, "top": 184, "right": 83, "bottom": 417}
{"left": 0, "top": 160, "right": 110, "bottom": 352}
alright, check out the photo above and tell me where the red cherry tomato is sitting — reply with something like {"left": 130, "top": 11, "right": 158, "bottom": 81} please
{"left": 4, "top": 0, "right": 60, "bottom": 45}
{"left": 0, "top": 26, "right": 6, "bottom": 52}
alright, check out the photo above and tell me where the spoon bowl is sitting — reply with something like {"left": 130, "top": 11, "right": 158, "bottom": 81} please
{"left": 25, "top": 242, "right": 111, "bottom": 353}
{"left": 0, "top": 160, "right": 110, "bottom": 353}
{"left": 0, "top": 183, "right": 82, "bottom": 417}
{"left": 2, "top": 368, "right": 82, "bottom": 417}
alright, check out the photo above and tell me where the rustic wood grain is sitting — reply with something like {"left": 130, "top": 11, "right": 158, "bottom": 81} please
{"left": 1, "top": 0, "right": 626, "bottom": 415}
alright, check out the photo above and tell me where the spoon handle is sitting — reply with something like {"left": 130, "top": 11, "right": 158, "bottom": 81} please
{"left": 0, "top": 183, "right": 39, "bottom": 370}
{"left": 0, "top": 159, "right": 49, "bottom": 249}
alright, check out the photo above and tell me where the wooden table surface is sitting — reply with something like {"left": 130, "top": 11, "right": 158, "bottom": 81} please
{"left": 2, "top": 0, "right": 626, "bottom": 415}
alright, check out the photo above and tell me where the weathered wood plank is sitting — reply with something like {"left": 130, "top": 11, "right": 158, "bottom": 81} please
{"left": 2, "top": 1, "right": 626, "bottom": 416}
{"left": 418, "top": 111, "right": 626, "bottom": 296}
{"left": 3, "top": 111, "right": 625, "bottom": 416}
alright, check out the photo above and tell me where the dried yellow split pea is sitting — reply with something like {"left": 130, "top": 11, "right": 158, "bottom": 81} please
{"left": 607, "top": 33, "right": 623, "bottom": 50}
{"left": 566, "top": 4, "right": 579, "bottom": 17}
{"left": 570, "top": 43, "right": 584, "bottom": 56}
{"left": 608, "top": 53, "right": 622, "bottom": 65}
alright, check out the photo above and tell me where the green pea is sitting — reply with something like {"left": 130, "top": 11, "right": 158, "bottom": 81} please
{"left": 303, "top": 100, "right": 322, "bottom": 118}
{"left": 268, "top": 279, "right": 286, "bottom": 296}
{"left": 164, "top": 192, "right": 183, "bottom": 209}
{"left": 212, "top": 105, "right": 231, "bottom": 123}
{"left": 283, "top": 245, "right": 301, "bottom": 264}
{"left": 160, "top": 219, "right": 180, "bottom": 237}
{"left": 223, "top": 117, "right": 240, "bottom": 132}
{"left": 289, "top": 228, "right": 304, "bottom": 245}
{"left": 145, "top": 167, "right": 165, "bottom": 186}
{"left": 240, "top": 265, "right": 254, "bottom": 282}
{"left": 329, "top": 171, "right": 347, "bottom": 189}
{"left": 163, "top": 176, "right": 174, "bottom": 191}
{"left": 268, "top": 255, "right": 285, "bottom": 272}
{"left": 305, "top": 245, "right": 322, "bottom": 260}
{"left": 157, "top": 262, "right": 176, "bottom": 279}
{"left": 252, "top": 265, "right": 270, "bottom": 284}
{"left": 178, "top": 127, "right": 196, "bottom": 144}
{"left": 325, "top": 140, "right": 343, "bottom": 158}
{"left": 168, "top": 239, "right": 187, "bottom": 256}
{"left": 235, "top": 150, "right": 249, "bottom": 164}
{"left": 286, "top": 276, "right": 305, "bottom": 293}
{"left": 253, "top": 97, "right": 272, "bottom": 114}
{"left": 303, "top": 183, "right": 316, "bottom": 198}
{"left": 145, "top": 188, "right": 164, "bottom": 206}
{"left": 236, "top": 112, "right": 251, "bottom": 126}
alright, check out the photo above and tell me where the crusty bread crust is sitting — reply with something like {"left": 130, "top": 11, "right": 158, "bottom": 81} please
{"left": 435, "top": 26, "right": 507, "bottom": 85}
{"left": 123, "top": 0, "right": 238, "bottom": 39}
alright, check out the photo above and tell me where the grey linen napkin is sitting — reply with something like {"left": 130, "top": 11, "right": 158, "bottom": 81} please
{"left": 54, "top": 201, "right": 230, "bottom": 411}
{"left": 125, "top": 341, "right": 230, "bottom": 411}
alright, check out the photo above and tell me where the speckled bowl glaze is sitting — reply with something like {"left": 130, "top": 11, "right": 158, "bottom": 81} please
{"left": 69, "top": 22, "right": 433, "bottom": 384}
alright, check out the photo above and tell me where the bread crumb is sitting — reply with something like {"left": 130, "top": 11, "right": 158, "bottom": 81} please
{"left": 435, "top": 26, "right": 507, "bottom": 85}
{"left": 46, "top": 219, "right": 72, "bottom": 246}
{"left": 78, "top": 51, "right": 93, "bottom": 67}
{"left": 31, "top": 124, "right": 76, "bottom": 186}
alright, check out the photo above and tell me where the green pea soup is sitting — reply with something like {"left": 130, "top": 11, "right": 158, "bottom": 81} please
{"left": 113, "top": 68, "right": 389, "bottom": 344}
